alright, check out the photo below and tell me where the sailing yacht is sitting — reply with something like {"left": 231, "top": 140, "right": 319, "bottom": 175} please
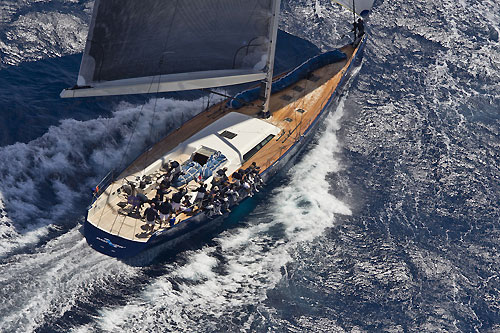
{"left": 62, "top": 0, "right": 374, "bottom": 260}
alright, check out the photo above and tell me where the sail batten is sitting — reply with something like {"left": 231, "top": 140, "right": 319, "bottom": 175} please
{"left": 65, "top": 0, "right": 280, "bottom": 98}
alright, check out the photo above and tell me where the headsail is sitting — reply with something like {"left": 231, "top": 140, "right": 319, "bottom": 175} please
{"left": 62, "top": 0, "right": 280, "bottom": 98}
{"left": 335, "top": 0, "right": 375, "bottom": 16}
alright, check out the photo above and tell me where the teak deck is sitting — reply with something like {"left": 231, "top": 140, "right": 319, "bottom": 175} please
{"left": 88, "top": 45, "right": 356, "bottom": 242}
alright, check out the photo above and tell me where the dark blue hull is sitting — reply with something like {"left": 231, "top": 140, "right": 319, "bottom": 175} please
{"left": 83, "top": 38, "right": 367, "bottom": 262}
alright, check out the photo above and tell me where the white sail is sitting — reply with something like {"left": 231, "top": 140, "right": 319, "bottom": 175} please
{"left": 335, "top": 0, "right": 375, "bottom": 16}
{"left": 62, "top": 0, "right": 280, "bottom": 98}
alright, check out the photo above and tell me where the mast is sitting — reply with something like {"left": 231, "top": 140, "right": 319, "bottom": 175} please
{"left": 259, "top": 0, "right": 281, "bottom": 118}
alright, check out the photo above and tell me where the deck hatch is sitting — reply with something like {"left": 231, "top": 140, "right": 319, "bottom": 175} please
{"left": 219, "top": 130, "right": 237, "bottom": 139}
{"left": 292, "top": 86, "right": 304, "bottom": 92}
{"left": 280, "top": 94, "right": 293, "bottom": 101}
{"left": 295, "top": 108, "right": 306, "bottom": 114}
{"left": 192, "top": 146, "right": 217, "bottom": 166}
{"left": 284, "top": 117, "right": 293, "bottom": 122}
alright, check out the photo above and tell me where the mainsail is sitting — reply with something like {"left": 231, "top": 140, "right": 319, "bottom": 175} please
{"left": 335, "top": 0, "right": 375, "bottom": 16}
{"left": 61, "top": 0, "right": 280, "bottom": 98}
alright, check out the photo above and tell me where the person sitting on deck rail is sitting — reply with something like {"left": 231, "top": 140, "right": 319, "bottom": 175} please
{"left": 254, "top": 172, "right": 264, "bottom": 189}
{"left": 212, "top": 194, "right": 223, "bottom": 216}
{"left": 144, "top": 203, "right": 159, "bottom": 233}
{"left": 203, "top": 195, "right": 222, "bottom": 217}
{"left": 247, "top": 173, "right": 259, "bottom": 194}
{"left": 242, "top": 179, "right": 253, "bottom": 197}
{"left": 221, "top": 194, "right": 231, "bottom": 213}
{"left": 201, "top": 197, "right": 214, "bottom": 216}
{"left": 226, "top": 185, "right": 239, "bottom": 204}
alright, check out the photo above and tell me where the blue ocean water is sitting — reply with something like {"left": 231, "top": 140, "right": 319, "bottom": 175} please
{"left": 0, "top": 0, "right": 499, "bottom": 332}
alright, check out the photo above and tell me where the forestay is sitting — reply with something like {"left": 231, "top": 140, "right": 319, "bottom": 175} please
{"left": 62, "top": 0, "right": 280, "bottom": 98}
{"left": 335, "top": 0, "right": 375, "bottom": 16}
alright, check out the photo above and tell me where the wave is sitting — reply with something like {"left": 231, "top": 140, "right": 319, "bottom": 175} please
{"left": 85, "top": 87, "right": 354, "bottom": 333}
{"left": 0, "top": 0, "right": 91, "bottom": 67}
{"left": 0, "top": 225, "right": 139, "bottom": 333}
{"left": 0, "top": 97, "right": 211, "bottom": 258}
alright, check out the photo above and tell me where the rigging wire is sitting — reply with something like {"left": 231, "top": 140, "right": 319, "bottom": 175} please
{"left": 93, "top": 0, "right": 182, "bottom": 226}
{"left": 95, "top": 77, "right": 155, "bottom": 228}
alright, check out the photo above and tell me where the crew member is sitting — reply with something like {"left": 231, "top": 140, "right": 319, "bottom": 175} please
{"left": 352, "top": 18, "right": 365, "bottom": 39}
{"left": 144, "top": 203, "right": 159, "bottom": 233}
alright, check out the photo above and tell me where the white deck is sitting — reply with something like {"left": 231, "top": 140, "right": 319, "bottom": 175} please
{"left": 142, "top": 112, "right": 281, "bottom": 178}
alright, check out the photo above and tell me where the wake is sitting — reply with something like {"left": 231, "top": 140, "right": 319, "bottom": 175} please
{"left": 89, "top": 85, "right": 357, "bottom": 332}
{"left": 0, "top": 97, "right": 209, "bottom": 258}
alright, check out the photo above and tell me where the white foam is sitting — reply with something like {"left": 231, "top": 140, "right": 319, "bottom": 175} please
{"left": 0, "top": 1, "right": 89, "bottom": 66}
{"left": 92, "top": 82, "right": 355, "bottom": 332}
{"left": 272, "top": 98, "right": 352, "bottom": 242}
{"left": 175, "top": 250, "right": 218, "bottom": 281}
{"left": 0, "top": 225, "right": 138, "bottom": 333}
{"left": 0, "top": 97, "right": 210, "bottom": 257}
{"left": 1, "top": 2, "right": 366, "bottom": 331}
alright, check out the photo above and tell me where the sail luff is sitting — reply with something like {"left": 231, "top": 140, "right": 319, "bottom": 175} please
{"left": 77, "top": 0, "right": 101, "bottom": 87}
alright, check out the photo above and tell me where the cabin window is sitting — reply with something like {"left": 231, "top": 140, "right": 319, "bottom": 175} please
{"left": 243, "top": 134, "right": 275, "bottom": 162}
{"left": 220, "top": 130, "right": 237, "bottom": 139}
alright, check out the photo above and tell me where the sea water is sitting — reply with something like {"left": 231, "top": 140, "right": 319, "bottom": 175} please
{"left": 0, "top": 0, "right": 499, "bottom": 332}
